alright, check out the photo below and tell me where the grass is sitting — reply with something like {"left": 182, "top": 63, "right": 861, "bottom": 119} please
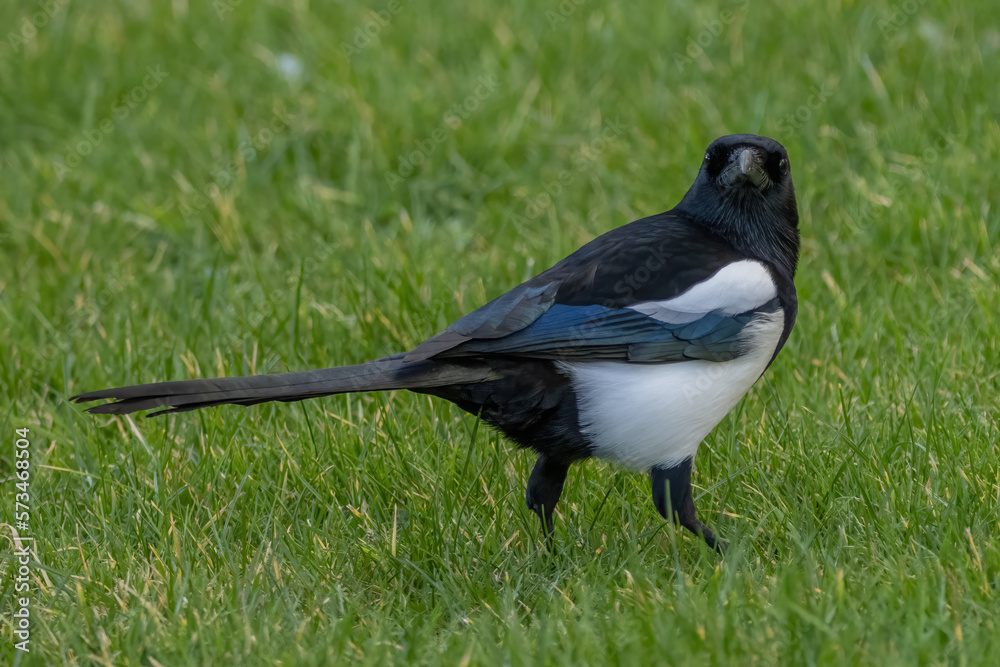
{"left": 1, "top": 0, "right": 999, "bottom": 664}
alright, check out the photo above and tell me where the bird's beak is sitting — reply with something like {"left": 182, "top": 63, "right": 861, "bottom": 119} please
{"left": 737, "top": 148, "right": 753, "bottom": 175}
{"left": 720, "top": 148, "right": 770, "bottom": 190}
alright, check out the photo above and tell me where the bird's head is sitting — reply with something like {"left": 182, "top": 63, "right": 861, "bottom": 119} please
{"left": 679, "top": 133, "right": 800, "bottom": 277}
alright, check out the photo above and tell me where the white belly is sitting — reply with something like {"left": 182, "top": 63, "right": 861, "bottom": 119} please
{"left": 558, "top": 311, "right": 784, "bottom": 470}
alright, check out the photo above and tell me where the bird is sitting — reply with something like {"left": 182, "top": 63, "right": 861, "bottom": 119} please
{"left": 73, "top": 133, "right": 800, "bottom": 553}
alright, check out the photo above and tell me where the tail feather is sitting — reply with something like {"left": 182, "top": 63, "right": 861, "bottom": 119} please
{"left": 72, "top": 358, "right": 499, "bottom": 416}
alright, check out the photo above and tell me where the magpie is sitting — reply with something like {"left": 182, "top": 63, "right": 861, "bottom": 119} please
{"left": 73, "top": 133, "right": 800, "bottom": 552}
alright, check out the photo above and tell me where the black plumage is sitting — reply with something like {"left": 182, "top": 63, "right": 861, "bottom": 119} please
{"left": 74, "top": 133, "right": 801, "bottom": 552}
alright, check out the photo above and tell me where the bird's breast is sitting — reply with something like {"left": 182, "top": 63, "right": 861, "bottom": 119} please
{"left": 557, "top": 310, "right": 784, "bottom": 470}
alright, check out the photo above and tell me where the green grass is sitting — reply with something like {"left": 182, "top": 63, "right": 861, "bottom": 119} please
{"left": 2, "top": 0, "right": 999, "bottom": 664}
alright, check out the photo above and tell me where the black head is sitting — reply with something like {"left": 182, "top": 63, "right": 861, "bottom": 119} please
{"left": 678, "top": 134, "right": 800, "bottom": 278}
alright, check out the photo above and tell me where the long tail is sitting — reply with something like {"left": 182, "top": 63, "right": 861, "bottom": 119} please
{"left": 72, "top": 356, "right": 499, "bottom": 416}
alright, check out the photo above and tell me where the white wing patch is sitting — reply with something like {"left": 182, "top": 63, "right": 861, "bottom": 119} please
{"left": 629, "top": 260, "right": 777, "bottom": 324}
{"left": 558, "top": 310, "right": 784, "bottom": 470}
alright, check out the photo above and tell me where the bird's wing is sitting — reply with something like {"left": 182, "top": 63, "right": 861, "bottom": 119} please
{"left": 434, "top": 297, "right": 781, "bottom": 363}
{"left": 404, "top": 282, "right": 561, "bottom": 361}
{"left": 405, "top": 212, "right": 746, "bottom": 362}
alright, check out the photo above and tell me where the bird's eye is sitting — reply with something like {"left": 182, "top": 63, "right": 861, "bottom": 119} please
{"left": 779, "top": 157, "right": 789, "bottom": 174}
{"left": 704, "top": 151, "right": 710, "bottom": 162}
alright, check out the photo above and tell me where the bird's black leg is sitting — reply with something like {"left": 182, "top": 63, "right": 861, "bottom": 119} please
{"left": 525, "top": 455, "right": 569, "bottom": 546}
{"left": 651, "top": 458, "right": 727, "bottom": 554}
